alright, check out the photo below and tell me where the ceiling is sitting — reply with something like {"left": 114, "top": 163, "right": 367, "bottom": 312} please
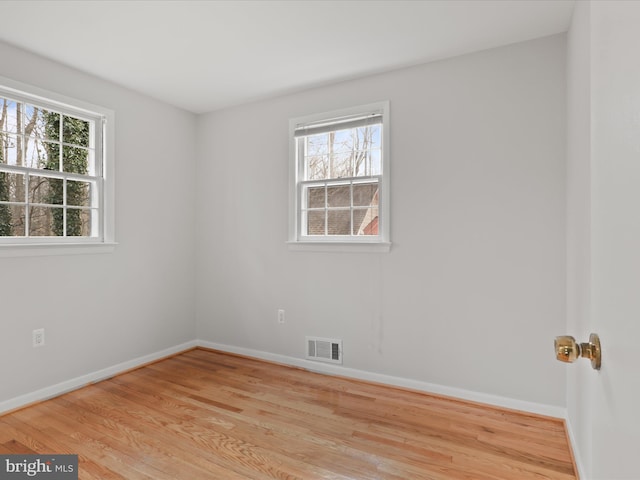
{"left": 0, "top": 0, "right": 575, "bottom": 114}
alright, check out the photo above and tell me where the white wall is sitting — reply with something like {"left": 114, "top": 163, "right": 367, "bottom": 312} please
{"left": 196, "top": 35, "right": 567, "bottom": 408}
{"left": 0, "top": 41, "right": 197, "bottom": 404}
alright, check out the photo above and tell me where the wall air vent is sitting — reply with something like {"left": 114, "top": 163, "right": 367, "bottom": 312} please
{"left": 306, "top": 336, "right": 342, "bottom": 365}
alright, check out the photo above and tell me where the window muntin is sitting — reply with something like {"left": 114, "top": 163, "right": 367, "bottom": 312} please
{"left": 0, "top": 89, "right": 104, "bottom": 242}
{"left": 291, "top": 102, "right": 389, "bottom": 245}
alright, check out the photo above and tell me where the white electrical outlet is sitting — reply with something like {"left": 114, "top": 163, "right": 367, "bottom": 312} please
{"left": 277, "top": 309, "right": 285, "bottom": 324}
{"left": 33, "top": 328, "right": 45, "bottom": 347}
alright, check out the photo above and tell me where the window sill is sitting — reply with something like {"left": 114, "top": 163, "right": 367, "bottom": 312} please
{"left": 0, "top": 242, "right": 118, "bottom": 258}
{"left": 287, "top": 241, "right": 391, "bottom": 253}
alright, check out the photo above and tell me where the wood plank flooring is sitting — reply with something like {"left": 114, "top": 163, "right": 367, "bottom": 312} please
{"left": 0, "top": 348, "right": 577, "bottom": 479}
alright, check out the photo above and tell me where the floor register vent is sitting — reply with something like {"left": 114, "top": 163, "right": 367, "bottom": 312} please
{"left": 306, "top": 337, "right": 342, "bottom": 365}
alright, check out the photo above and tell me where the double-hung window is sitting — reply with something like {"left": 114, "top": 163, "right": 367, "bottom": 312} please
{"left": 0, "top": 77, "right": 114, "bottom": 254}
{"left": 289, "top": 101, "right": 390, "bottom": 252}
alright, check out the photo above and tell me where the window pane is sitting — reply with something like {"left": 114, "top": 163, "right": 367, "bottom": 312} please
{"left": 24, "top": 138, "right": 55, "bottom": 169}
{"left": 63, "top": 116, "right": 90, "bottom": 147}
{"left": 0, "top": 204, "right": 25, "bottom": 236}
{"left": 304, "top": 126, "right": 381, "bottom": 181}
{"left": 327, "top": 210, "right": 351, "bottom": 235}
{"left": 357, "top": 125, "right": 380, "bottom": 150}
{"left": 0, "top": 134, "right": 21, "bottom": 166}
{"left": 29, "top": 206, "right": 62, "bottom": 236}
{"left": 87, "top": 150, "right": 96, "bottom": 176}
{"left": 306, "top": 154, "right": 328, "bottom": 180}
{"left": 355, "top": 207, "right": 379, "bottom": 236}
{"left": 332, "top": 129, "right": 353, "bottom": 154}
{"left": 306, "top": 133, "right": 328, "bottom": 156}
{"left": 305, "top": 134, "right": 330, "bottom": 180}
{"left": 0, "top": 172, "right": 25, "bottom": 202}
{"left": 67, "top": 180, "right": 92, "bottom": 207}
{"left": 370, "top": 149, "right": 382, "bottom": 175}
{"left": 353, "top": 151, "right": 367, "bottom": 176}
{"left": 327, "top": 184, "right": 350, "bottom": 207}
{"left": 62, "top": 145, "right": 90, "bottom": 174}
{"left": 330, "top": 153, "right": 352, "bottom": 178}
{"left": 306, "top": 185, "right": 325, "bottom": 209}
{"left": 353, "top": 149, "right": 382, "bottom": 176}
{"left": 25, "top": 105, "right": 60, "bottom": 141}
{"left": 352, "top": 183, "right": 378, "bottom": 207}
{"left": 307, "top": 210, "right": 325, "bottom": 235}
{"left": 29, "top": 176, "right": 63, "bottom": 205}
{"left": 66, "top": 208, "right": 91, "bottom": 236}
{"left": 0, "top": 99, "right": 20, "bottom": 134}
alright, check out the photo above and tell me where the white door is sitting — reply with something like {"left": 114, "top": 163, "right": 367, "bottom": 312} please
{"left": 589, "top": 1, "right": 640, "bottom": 477}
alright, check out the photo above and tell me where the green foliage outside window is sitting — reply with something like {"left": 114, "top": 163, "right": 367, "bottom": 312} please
{"left": 43, "top": 113, "right": 89, "bottom": 236}
{"left": 0, "top": 140, "right": 11, "bottom": 235}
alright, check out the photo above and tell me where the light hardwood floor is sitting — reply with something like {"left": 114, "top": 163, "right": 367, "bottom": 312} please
{"left": 0, "top": 348, "right": 577, "bottom": 479}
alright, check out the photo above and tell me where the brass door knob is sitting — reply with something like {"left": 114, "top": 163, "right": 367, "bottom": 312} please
{"left": 554, "top": 333, "right": 601, "bottom": 370}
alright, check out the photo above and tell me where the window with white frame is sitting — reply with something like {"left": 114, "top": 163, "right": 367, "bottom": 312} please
{"left": 0, "top": 79, "right": 113, "bottom": 249}
{"left": 289, "top": 102, "right": 390, "bottom": 250}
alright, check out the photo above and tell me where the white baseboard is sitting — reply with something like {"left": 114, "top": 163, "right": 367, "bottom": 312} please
{"left": 197, "top": 340, "right": 568, "bottom": 419}
{"left": 0, "top": 340, "right": 197, "bottom": 415}
{"left": 565, "top": 416, "right": 586, "bottom": 480}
